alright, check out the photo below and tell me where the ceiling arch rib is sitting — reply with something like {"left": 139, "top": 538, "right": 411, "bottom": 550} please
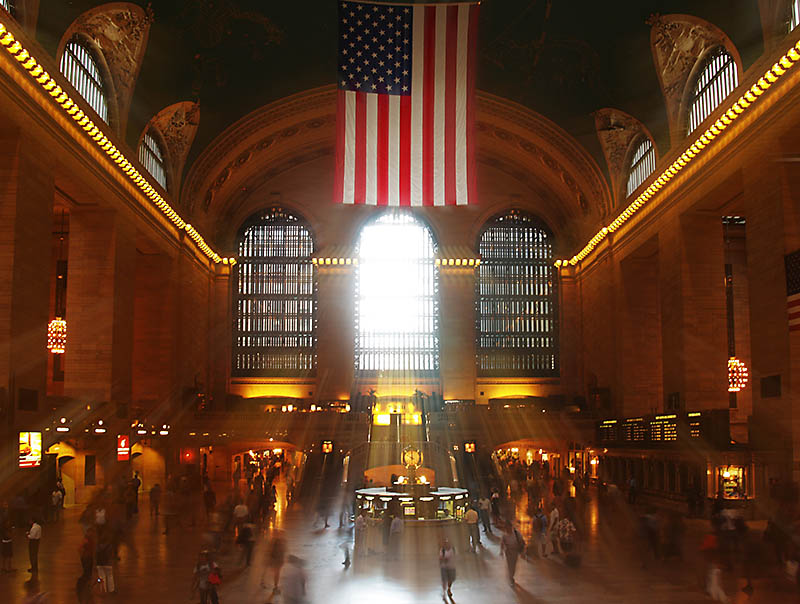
{"left": 182, "top": 85, "right": 611, "bottom": 244}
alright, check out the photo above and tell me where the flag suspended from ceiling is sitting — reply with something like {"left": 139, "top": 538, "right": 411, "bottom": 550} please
{"left": 334, "top": 1, "right": 479, "bottom": 206}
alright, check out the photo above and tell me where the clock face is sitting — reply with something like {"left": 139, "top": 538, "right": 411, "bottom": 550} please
{"left": 402, "top": 447, "right": 422, "bottom": 468}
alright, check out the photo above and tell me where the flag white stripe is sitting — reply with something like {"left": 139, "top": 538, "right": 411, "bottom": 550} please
{"left": 388, "top": 95, "right": 400, "bottom": 206}
{"left": 366, "top": 93, "right": 378, "bottom": 205}
{"left": 410, "top": 6, "right": 425, "bottom": 207}
{"left": 789, "top": 292, "right": 800, "bottom": 303}
{"left": 455, "top": 5, "right": 469, "bottom": 206}
{"left": 433, "top": 6, "right": 447, "bottom": 206}
{"left": 343, "top": 90, "right": 356, "bottom": 204}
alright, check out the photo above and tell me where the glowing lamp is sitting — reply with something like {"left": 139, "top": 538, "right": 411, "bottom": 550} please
{"left": 47, "top": 318, "right": 67, "bottom": 353}
{"left": 322, "top": 440, "right": 333, "bottom": 454}
{"left": 464, "top": 441, "right": 476, "bottom": 453}
{"left": 727, "top": 357, "right": 749, "bottom": 392}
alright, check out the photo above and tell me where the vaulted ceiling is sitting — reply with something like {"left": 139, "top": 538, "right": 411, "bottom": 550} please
{"left": 36, "top": 0, "right": 764, "bottom": 182}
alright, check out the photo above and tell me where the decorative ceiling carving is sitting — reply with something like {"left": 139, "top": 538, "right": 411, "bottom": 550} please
{"left": 59, "top": 3, "right": 153, "bottom": 136}
{"left": 143, "top": 101, "right": 200, "bottom": 197}
{"left": 593, "top": 108, "right": 655, "bottom": 208}
{"left": 647, "top": 13, "right": 741, "bottom": 144}
{"left": 181, "top": 85, "right": 611, "bottom": 235}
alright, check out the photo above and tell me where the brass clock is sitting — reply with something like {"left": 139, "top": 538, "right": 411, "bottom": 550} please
{"left": 402, "top": 446, "right": 422, "bottom": 469}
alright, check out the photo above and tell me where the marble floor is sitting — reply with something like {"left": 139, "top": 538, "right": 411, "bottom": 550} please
{"left": 0, "top": 488, "right": 797, "bottom": 604}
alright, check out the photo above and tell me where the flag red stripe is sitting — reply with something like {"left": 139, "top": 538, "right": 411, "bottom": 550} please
{"left": 354, "top": 92, "right": 366, "bottom": 205}
{"left": 444, "top": 5, "right": 458, "bottom": 205}
{"left": 399, "top": 95, "right": 411, "bottom": 206}
{"left": 789, "top": 298, "right": 800, "bottom": 309}
{"left": 334, "top": 91, "right": 346, "bottom": 203}
{"left": 377, "top": 93, "right": 389, "bottom": 206}
{"left": 466, "top": 4, "right": 478, "bottom": 205}
{"left": 788, "top": 309, "right": 800, "bottom": 320}
{"left": 423, "top": 6, "right": 436, "bottom": 206}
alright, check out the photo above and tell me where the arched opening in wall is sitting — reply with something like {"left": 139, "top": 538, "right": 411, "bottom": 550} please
{"left": 792, "top": 0, "right": 800, "bottom": 31}
{"left": 476, "top": 210, "right": 558, "bottom": 377}
{"left": 139, "top": 129, "right": 168, "bottom": 191}
{"left": 354, "top": 211, "right": 439, "bottom": 377}
{"left": 232, "top": 207, "right": 316, "bottom": 377}
{"left": 625, "top": 137, "right": 656, "bottom": 198}
{"left": 0, "top": 0, "right": 15, "bottom": 17}
{"left": 686, "top": 47, "right": 738, "bottom": 135}
{"left": 60, "top": 38, "right": 110, "bottom": 124}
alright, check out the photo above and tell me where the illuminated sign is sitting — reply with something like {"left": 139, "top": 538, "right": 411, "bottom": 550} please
{"left": 117, "top": 435, "right": 130, "bottom": 461}
{"left": 19, "top": 432, "right": 42, "bottom": 468}
{"left": 322, "top": 440, "right": 333, "bottom": 454}
{"left": 464, "top": 441, "right": 476, "bottom": 453}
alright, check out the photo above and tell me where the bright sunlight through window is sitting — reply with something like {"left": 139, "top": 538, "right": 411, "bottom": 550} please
{"left": 355, "top": 212, "right": 438, "bottom": 373}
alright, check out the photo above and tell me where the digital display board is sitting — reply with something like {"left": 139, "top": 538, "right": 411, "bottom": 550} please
{"left": 19, "top": 432, "right": 42, "bottom": 468}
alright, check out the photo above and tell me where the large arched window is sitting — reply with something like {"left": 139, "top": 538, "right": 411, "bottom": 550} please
{"left": 477, "top": 210, "right": 558, "bottom": 376}
{"left": 233, "top": 208, "right": 316, "bottom": 376}
{"left": 0, "top": 0, "right": 15, "bottom": 16}
{"left": 60, "top": 40, "right": 108, "bottom": 123}
{"left": 139, "top": 130, "right": 167, "bottom": 190}
{"left": 626, "top": 137, "right": 656, "bottom": 197}
{"left": 792, "top": 0, "right": 800, "bottom": 31}
{"left": 355, "top": 211, "right": 439, "bottom": 373}
{"left": 687, "top": 47, "right": 738, "bottom": 134}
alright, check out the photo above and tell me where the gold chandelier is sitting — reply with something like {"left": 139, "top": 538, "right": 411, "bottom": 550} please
{"left": 47, "top": 318, "right": 66, "bottom": 354}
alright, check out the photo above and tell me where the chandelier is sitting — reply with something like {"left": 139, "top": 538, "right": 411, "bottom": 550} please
{"left": 47, "top": 318, "right": 67, "bottom": 354}
{"left": 727, "top": 357, "right": 748, "bottom": 392}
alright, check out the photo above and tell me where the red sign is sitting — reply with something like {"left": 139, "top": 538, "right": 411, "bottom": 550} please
{"left": 117, "top": 435, "right": 130, "bottom": 461}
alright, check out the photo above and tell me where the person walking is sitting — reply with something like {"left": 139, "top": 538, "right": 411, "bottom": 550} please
{"left": 261, "top": 531, "right": 286, "bottom": 593}
{"left": 533, "top": 506, "right": 549, "bottom": 557}
{"left": 237, "top": 521, "right": 255, "bottom": 567}
{"left": 439, "top": 537, "right": 456, "bottom": 598}
{"left": 500, "top": 522, "right": 525, "bottom": 587}
{"left": 478, "top": 495, "right": 492, "bottom": 534}
{"left": 389, "top": 514, "right": 404, "bottom": 559}
{"left": 192, "top": 550, "right": 221, "bottom": 604}
{"left": 354, "top": 510, "right": 367, "bottom": 558}
{"left": 149, "top": 483, "right": 161, "bottom": 518}
{"left": 464, "top": 505, "right": 480, "bottom": 552}
{"left": 27, "top": 517, "right": 41, "bottom": 574}
{"left": 95, "top": 533, "right": 115, "bottom": 594}
{"left": 281, "top": 555, "right": 307, "bottom": 604}
{"left": 1, "top": 518, "right": 14, "bottom": 572}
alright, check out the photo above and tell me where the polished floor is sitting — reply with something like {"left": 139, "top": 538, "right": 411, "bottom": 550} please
{"left": 0, "top": 487, "right": 797, "bottom": 603}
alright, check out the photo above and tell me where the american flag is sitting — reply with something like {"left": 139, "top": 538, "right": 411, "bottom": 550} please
{"left": 334, "top": 1, "right": 478, "bottom": 206}
{"left": 786, "top": 249, "right": 800, "bottom": 331}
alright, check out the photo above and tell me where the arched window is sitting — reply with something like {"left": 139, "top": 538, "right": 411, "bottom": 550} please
{"left": 233, "top": 208, "right": 316, "bottom": 376}
{"left": 626, "top": 137, "right": 656, "bottom": 197}
{"left": 139, "top": 131, "right": 167, "bottom": 190}
{"left": 355, "top": 211, "right": 438, "bottom": 373}
{"left": 60, "top": 40, "right": 108, "bottom": 123}
{"left": 687, "top": 47, "right": 738, "bottom": 134}
{"left": 792, "top": 0, "right": 800, "bottom": 31}
{"left": 477, "top": 210, "right": 558, "bottom": 376}
{"left": 0, "top": 0, "right": 15, "bottom": 16}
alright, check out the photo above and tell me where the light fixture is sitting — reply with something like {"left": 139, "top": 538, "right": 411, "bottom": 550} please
{"left": 727, "top": 357, "right": 749, "bottom": 392}
{"left": 47, "top": 318, "right": 67, "bottom": 354}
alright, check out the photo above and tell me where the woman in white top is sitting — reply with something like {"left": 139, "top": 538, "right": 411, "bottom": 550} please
{"left": 439, "top": 537, "right": 456, "bottom": 597}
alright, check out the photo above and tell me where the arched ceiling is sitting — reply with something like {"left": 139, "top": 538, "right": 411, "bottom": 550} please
{"left": 35, "top": 0, "right": 765, "bottom": 184}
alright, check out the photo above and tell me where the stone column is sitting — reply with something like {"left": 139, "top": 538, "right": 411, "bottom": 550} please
{"left": 316, "top": 266, "right": 355, "bottom": 400}
{"left": 64, "top": 209, "right": 135, "bottom": 415}
{"left": 0, "top": 130, "right": 53, "bottom": 420}
{"left": 659, "top": 213, "right": 728, "bottom": 411}
{"left": 439, "top": 267, "right": 477, "bottom": 400}
{"left": 209, "top": 264, "right": 231, "bottom": 410}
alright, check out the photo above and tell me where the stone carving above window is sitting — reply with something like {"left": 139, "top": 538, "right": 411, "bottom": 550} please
{"left": 593, "top": 108, "right": 655, "bottom": 208}
{"left": 647, "top": 14, "right": 740, "bottom": 144}
{"left": 59, "top": 3, "right": 153, "bottom": 136}
{"left": 143, "top": 101, "right": 200, "bottom": 200}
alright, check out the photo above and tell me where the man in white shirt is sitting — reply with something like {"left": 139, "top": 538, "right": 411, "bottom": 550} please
{"left": 478, "top": 496, "right": 492, "bottom": 534}
{"left": 27, "top": 518, "right": 41, "bottom": 573}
